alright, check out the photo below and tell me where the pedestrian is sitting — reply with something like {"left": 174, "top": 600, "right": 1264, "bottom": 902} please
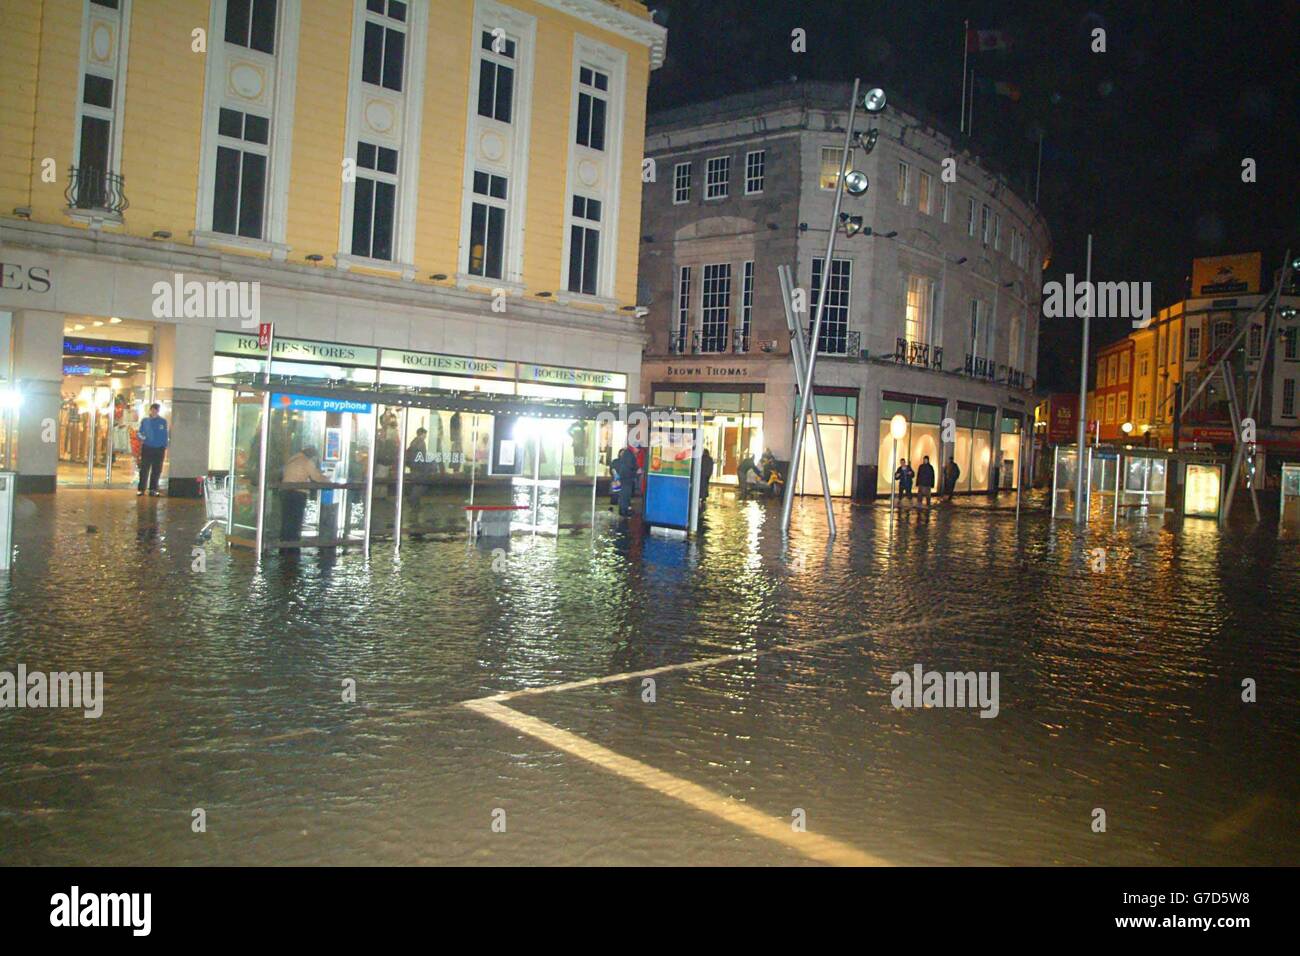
{"left": 944, "top": 457, "right": 961, "bottom": 501}
{"left": 613, "top": 446, "right": 638, "bottom": 517}
{"left": 699, "top": 447, "right": 714, "bottom": 502}
{"left": 894, "top": 457, "right": 914, "bottom": 503}
{"left": 738, "top": 452, "right": 760, "bottom": 499}
{"left": 406, "top": 427, "right": 430, "bottom": 517}
{"left": 280, "top": 446, "right": 328, "bottom": 545}
{"left": 136, "top": 403, "right": 168, "bottom": 497}
{"left": 916, "top": 455, "right": 935, "bottom": 508}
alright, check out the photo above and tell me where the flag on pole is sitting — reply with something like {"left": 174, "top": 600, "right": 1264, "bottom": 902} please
{"left": 966, "top": 28, "right": 1013, "bottom": 52}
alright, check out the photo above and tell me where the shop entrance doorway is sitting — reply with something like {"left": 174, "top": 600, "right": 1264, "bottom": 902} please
{"left": 57, "top": 318, "right": 158, "bottom": 488}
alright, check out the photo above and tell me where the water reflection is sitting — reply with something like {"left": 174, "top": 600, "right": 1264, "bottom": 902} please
{"left": 1, "top": 489, "right": 1297, "bottom": 865}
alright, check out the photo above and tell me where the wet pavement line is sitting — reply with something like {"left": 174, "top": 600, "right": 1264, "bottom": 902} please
{"left": 474, "top": 608, "right": 1002, "bottom": 704}
{"left": 463, "top": 698, "right": 889, "bottom": 867}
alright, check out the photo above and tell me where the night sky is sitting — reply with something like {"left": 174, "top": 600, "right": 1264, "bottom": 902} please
{"left": 644, "top": 0, "right": 1300, "bottom": 392}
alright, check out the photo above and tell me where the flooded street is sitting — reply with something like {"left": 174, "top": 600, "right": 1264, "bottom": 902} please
{"left": 2, "top": 489, "right": 1297, "bottom": 866}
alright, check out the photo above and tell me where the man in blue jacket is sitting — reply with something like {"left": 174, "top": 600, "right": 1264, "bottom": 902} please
{"left": 136, "top": 403, "right": 168, "bottom": 497}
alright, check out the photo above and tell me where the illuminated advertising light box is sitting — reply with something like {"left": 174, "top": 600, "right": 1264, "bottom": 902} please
{"left": 644, "top": 426, "right": 698, "bottom": 532}
{"left": 1183, "top": 463, "right": 1222, "bottom": 518}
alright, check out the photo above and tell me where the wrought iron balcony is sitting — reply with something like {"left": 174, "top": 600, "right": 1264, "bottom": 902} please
{"left": 65, "top": 166, "right": 129, "bottom": 217}
{"left": 895, "top": 337, "right": 943, "bottom": 370}
{"left": 733, "top": 328, "right": 750, "bottom": 354}
{"left": 669, "top": 330, "right": 688, "bottom": 355}
{"left": 963, "top": 355, "right": 997, "bottom": 382}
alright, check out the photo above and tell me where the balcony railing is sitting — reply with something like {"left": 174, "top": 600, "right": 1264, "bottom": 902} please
{"left": 733, "top": 328, "right": 750, "bottom": 354}
{"left": 65, "top": 166, "right": 128, "bottom": 216}
{"left": 895, "top": 337, "right": 943, "bottom": 370}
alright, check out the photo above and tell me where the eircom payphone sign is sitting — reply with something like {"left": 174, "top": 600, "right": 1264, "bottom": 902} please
{"left": 271, "top": 393, "right": 373, "bottom": 415}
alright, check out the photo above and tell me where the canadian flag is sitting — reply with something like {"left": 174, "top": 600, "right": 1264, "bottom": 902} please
{"left": 967, "top": 28, "right": 1013, "bottom": 52}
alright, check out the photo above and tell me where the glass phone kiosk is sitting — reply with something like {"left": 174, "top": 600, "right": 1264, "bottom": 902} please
{"left": 229, "top": 391, "right": 374, "bottom": 550}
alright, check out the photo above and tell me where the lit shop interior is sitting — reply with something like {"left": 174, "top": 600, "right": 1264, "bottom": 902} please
{"left": 1051, "top": 445, "right": 1225, "bottom": 521}
{"left": 651, "top": 388, "right": 766, "bottom": 489}
{"left": 208, "top": 335, "right": 634, "bottom": 549}
{"left": 57, "top": 317, "right": 167, "bottom": 488}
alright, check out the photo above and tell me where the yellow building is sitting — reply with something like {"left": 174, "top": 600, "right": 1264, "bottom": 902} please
{"left": 0, "top": 0, "right": 665, "bottom": 492}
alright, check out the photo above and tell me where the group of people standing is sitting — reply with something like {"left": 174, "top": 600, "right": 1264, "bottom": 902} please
{"left": 893, "top": 455, "right": 961, "bottom": 507}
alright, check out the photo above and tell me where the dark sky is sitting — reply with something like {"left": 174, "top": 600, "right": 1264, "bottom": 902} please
{"left": 644, "top": 0, "right": 1300, "bottom": 391}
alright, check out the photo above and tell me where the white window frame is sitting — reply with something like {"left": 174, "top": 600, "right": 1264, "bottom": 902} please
{"left": 465, "top": 169, "right": 510, "bottom": 280}
{"left": 744, "top": 149, "right": 765, "bottom": 195}
{"left": 337, "top": 0, "right": 427, "bottom": 277}
{"left": 557, "top": 33, "right": 626, "bottom": 303}
{"left": 673, "top": 161, "right": 691, "bottom": 204}
{"left": 740, "top": 259, "right": 754, "bottom": 351}
{"left": 69, "top": 0, "right": 133, "bottom": 227}
{"left": 896, "top": 161, "right": 910, "bottom": 205}
{"left": 1283, "top": 379, "right": 1296, "bottom": 418}
{"left": 675, "top": 264, "right": 692, "bottom": 351}
{"left": 980, "top": 204, "right": 991, "bottom": 246}
{"left": 902, "top": 274, "right": 935, "bottom": 348}
{"left": 917, "top": 169, "right": 932, "bottom": 215}
{"left": 993, "top": 213, "right": 1001, "bottom": 251}
{"left": 819, "top": 146, "right": 840, "bottom": 190}
{"left": 457, "top": 0, "right": 536, "bottom": 289}
{"left": 966, "top": 197, "right": 976, "bottom": 236}
{"left": 194, "top": 0, "right": 299, "bottom": 254}
{"left": 705, "top": 155, "right": 730, "bottom": 200}
{"left": 811, "top": 257, "right": 852, "bottom": 355}
{"left": 940, "top": 182, "right": 950, "bottom": 222}
{"left": 700, "top": 262, "right": 732, "bottom": 353}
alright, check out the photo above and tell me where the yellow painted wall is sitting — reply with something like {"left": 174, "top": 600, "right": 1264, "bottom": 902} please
{"left": 0, "top": 0, "right": 45, "bottom": 212}
{"left": 283, "top": 0, "right": 353, "bottom": 261}
{"left": 118, "top": 0, "right": 207, "bottom": 240}
{"left": 4, "top": 0, "right": 655, "bottom": 305}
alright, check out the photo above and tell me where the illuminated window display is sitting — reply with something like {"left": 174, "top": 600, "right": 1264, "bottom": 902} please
{"left": 795, "top": 392, "right": 858, "bottom": 498}
{"left": 876, "top": 396, "right": 944, "bottom": 493}
{"left": 1000, "top": 413, "right": 1023, "bottom": 490}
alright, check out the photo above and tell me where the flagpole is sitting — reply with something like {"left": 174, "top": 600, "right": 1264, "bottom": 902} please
{"left": 968, "top": 68, "right": 975, "bottom": 135}
{"left": 960, "top": 20, "right": 969, "bottom": 134}
{"left": 1035, "top": 132, "right": 1043, "bottom": 205}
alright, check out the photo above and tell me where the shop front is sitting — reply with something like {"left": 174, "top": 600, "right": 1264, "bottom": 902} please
{"left": 216, "top": 373, "right": 632, "bottom": 551}
{"left": 999, "top": 411, "right": 1024, "bottom": 491}
{"left": 876, "top": 393, "right": 946, "bottom": 494}
{"left": 795, "top": 389, "right": 858, "bottom": 498}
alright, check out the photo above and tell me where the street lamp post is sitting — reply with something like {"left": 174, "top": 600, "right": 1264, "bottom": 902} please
{"left": 889, "top": 413, "right": 908, "bottom": 517}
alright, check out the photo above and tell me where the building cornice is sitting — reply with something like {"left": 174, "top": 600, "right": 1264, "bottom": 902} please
{"left": 532, "top": 0, "right": 666, "bottom": 68}
{"left": 0, "top": 219, "right": 643, "bottom": 341}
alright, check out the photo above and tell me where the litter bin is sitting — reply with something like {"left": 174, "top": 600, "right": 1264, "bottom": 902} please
{"left": 0, "top": 471, "right": 15, "bottom": 570}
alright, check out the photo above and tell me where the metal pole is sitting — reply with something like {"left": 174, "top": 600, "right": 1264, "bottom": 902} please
{"left": 778, "top": 265, "right": 835, "bottom": 533}
{"left": 1074, "top": 234, "right": 1092, "bottom": 524}
{"left": 589, "top": 416, "right": 598, "bottom": 542}
{"left": 890, "top": 436, "right": 898, "bottom": 517}
{"left": 393, "top": 406, "right": 406, "bottom": 552}
{"left": 960, "top": 20, "right": 969, "bottom": 134}
{"left": 253, "top": 390, "right": 270, "bottom": 558}
{"left": 968, "top": 68, "right": 975, "bottom": 135}
{"left": 781, "top": 77, "right": 860, "bottom": 535}
{"left": 362, "top": 404, "right": 376, "bottom": 558}
{"left": 1035, "top": 132, "right": 1043, "bottom": 205}
{"left": 1221, "top": 363, "right": 1247, "bottom": 525}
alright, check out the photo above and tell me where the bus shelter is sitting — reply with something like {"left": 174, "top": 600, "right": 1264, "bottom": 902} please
{"left": 207, "top": 371, "right": 669, "bottom": 554}
{"left": 1050, "top": 444, "right": 1120, "bottom": 522}
{"left": 1116, "top": 447, "right": 1173, "bottom": 517}
{"left": 1280, "top": 462, "right": 1300, "bottom": 534}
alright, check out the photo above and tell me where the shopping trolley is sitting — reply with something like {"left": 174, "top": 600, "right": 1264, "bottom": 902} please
{"left": 198, "top": 475, "right": 232, "bottom": 542}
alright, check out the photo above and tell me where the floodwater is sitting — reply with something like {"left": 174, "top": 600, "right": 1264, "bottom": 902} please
{"left": 1, "top": 487, "right": 1297, "bottom": 866}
